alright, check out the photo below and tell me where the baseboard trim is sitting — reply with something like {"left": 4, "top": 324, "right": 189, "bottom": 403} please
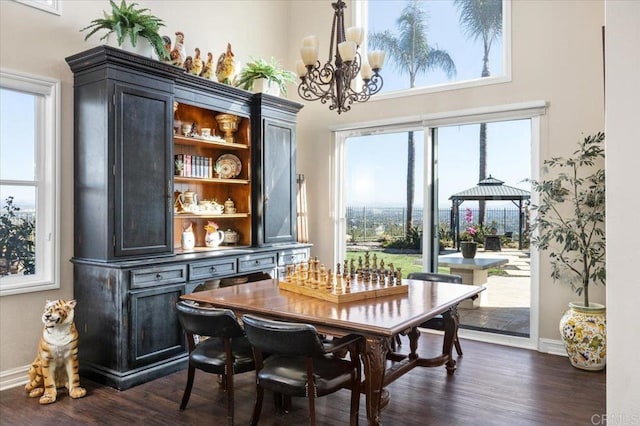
{"left": 0, "top": 365, "right": 29, "bottom": 391}
{"left": 538, "top": 338, "right": 568, "bottom": 356}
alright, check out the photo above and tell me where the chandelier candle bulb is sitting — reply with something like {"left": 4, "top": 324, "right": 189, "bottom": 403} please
{"left": 345, "top": 26, "right": 363, "bottom": 46}
{"left": 361, "top": 61, "right": 373, "bottom": 80}
{"left": 300, "top": 45, "right": 318, "bottom": 66}
{"left": 369, "top": 50, "right": 385, "bottom": 70}
{"left": 338, "top": 41, "right": 357, "bottom": 62}
{"left": 302, "top": 35, "right": 319, "bottom": 49}
{"left": 296, "top": 60, "right": 308, "bottom": 77}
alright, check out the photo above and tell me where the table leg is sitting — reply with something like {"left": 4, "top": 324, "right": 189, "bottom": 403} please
{"left": 361, "top": 336, "right": 389, "bottom": 426}
{"left": 441, "top": 307, "right": 459, "bottom": 374}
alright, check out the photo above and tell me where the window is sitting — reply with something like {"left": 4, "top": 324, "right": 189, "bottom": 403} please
{"left": 359, "top": 0, "right": 510, "bottom": 96}
{"left": 0, "top": 70, "right": 60, "bottom": 296}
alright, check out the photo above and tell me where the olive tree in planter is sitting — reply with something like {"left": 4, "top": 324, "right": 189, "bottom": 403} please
{"left": 80, "top": 0, "right": 170, "bottom": 61}
{"left": 529, "top": 131, "right": 606, "bottom": 370}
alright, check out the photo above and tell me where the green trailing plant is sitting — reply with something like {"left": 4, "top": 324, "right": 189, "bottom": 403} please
{"left": 0, "top": 196, "right": 35, "bottom": 276}
{"left": 81, "top": 0, "right": 170, "bottom": 61}
{"left": 529, "top": 132, "right": 606, "bottom": 307}
{"left": 235, "top": 58, "right": 296, "bottom": 95}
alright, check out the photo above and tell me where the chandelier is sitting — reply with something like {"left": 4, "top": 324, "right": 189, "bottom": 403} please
{"left": 296, "top": 0, "right": 385, "bottom": 114}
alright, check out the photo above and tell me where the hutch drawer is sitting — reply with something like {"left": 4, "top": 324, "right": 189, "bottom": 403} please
{"left": 130, "top": 265, "right": 187, "bottom": 289}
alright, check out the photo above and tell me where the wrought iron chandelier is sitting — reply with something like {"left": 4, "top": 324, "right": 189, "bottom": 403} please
{"left": 296, "top": 0, "right": 385, "bottom": 114}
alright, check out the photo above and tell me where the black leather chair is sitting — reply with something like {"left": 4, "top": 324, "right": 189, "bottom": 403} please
{"left": 242, "top": 314, "right": 362, "bottom": 426}
{"left": 404, "top": 272, "right": 465, "bottom": 356}
{"left": 175, "top": 301, "right": 255, "bottom": 425}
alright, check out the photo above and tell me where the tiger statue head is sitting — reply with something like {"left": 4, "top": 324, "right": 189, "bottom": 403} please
{"left": 41, "top": 298, "right": 75, "bottom": 330}
{"left": 25, "top": 299, "right": 87, "bottom": 404}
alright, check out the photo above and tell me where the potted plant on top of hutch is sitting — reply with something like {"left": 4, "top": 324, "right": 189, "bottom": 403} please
{"left": 529, "top": 131, "right": 606, "bottom": 370}
{"left": 235, "top": 57, "right": 297, "bottom": 97}
{"left": 81, "top": 0, "right": 170, "bottom": 60}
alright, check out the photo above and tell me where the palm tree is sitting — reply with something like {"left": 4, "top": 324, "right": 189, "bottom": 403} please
{"left": 369, "top": 0, "right": 456, "bottom": 237}
{"left": 454, "top": 0, "right": 502, "bottom": 225}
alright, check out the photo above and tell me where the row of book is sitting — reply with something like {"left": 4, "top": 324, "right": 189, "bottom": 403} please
{"left": 175, "top": 154, "right": 214, "bottom": 178}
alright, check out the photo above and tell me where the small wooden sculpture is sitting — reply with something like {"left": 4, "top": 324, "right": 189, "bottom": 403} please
{"left": 183, "top": 56, "right": 194, "bottom": 74}
{"left": 216, "top": 43, "right": 236, "bottom": 84}
{"left": 200, "top": 52, "right": 215, "bottom": 79}
{"left": 191, "top": 48, "right": 203, "bottom": 76}
{"left": 170, "top": 31, "right": 186, "bottom": 67}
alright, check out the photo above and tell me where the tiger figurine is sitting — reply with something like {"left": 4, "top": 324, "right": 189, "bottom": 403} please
{"left": 25, "top": 299, "right": 87, "bottom": 404}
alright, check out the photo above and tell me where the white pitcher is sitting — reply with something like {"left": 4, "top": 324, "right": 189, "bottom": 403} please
{"left": 205, "top": 229, "right": 224, "bottom": 248}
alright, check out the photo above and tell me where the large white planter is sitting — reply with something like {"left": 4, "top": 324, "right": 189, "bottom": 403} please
{"left": 559, "top": 302, "right": 606, "bottom": 371}
{"left": 253, "top": 78, "right": 281, "bottom": 96}
{"left": 107, "top": 34, "right": 156, "bottom": 59}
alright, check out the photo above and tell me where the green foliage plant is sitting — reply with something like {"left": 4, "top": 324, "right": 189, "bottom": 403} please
{"left": 235, "top": 58, "right": 296, "bottom": 95}
{"left": 383, "top": 225, "right": 422, "bottom": 250}
{"left": 81, "top": 0, "right": 170, "bottom": 61}
{"left": 0, "top": 197, "right": 35, "bottom": 276}
{"left": 529, "top": 132, "right": 606, "bottom": 307}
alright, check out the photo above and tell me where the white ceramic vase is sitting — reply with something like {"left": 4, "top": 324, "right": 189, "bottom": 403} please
{"left": 181, "top": 230, "right": 195, "bottom": 250}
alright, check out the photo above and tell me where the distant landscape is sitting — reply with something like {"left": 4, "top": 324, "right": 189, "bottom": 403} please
{"left": 346, "top": 206, "right": 525, "bottom": 243}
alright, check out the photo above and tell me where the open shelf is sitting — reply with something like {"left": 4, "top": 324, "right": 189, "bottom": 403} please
{"left": 175, "top": 176, "right": 250, "bottom": 185}
{"left": 174, "top": 135, "right": 249, "bottom": 150}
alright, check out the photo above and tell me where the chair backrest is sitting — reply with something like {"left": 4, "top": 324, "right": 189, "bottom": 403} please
{"left": 175, "top": 300, "right": 245, "bottom": 338}
{"left": 407, "top": 272, "right": 462, "bottom": 284}
{"left": 242, "top": 315, "right": 326, "bottom": 358}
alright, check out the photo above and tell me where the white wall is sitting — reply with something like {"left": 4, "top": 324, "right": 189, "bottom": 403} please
{"left": 0, "top": 0, "right": 290, "bottom": 385}
{"left": 605, "top": 0, "right": 640, "bottom": 420}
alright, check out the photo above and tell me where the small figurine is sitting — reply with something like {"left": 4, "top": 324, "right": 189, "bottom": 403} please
{"left": 170, "top": 32, "right": 186, "bottom": 67}
{"left": 188, "top": 122, "right": 198, "bottom": 137}
{"left": 200, "top": 52, "right": 215, "bottom": 80}
{"left": 216, "top": 43, "right": 236, "bottom": 84}
{"left": 191, "top": 48, "right": 203, "bottom": 76}
{"left": 183, "top": 56, "right": 194, "bottom": 74}
{"left": 162, "top": 35, "right": 172, "bottom": 64}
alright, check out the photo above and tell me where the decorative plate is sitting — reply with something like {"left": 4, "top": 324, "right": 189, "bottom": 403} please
{"left": 215, "top": 154, "right": 242, "bottom": 179}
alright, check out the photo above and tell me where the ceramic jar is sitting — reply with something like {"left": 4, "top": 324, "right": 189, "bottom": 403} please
{"left": 559, "top": 302, "right": 606, "bottom": 371}
{"left": 223, "top": 229, "right": 239, "bottom": 245}
{"left": 224, "top": 197, "right": 236, "bottom": 214}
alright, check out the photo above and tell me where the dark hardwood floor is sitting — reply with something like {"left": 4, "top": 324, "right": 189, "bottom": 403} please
{"left": 0, "top": 337, "right": 605, "bottom": 425}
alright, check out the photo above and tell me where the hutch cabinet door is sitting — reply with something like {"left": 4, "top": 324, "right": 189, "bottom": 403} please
{"left": 114, "top": 83, "right": 173, "bottom": 257}
{"left": 129, "top": 284, "right": 186, "bottom": 367}
{"left": 263, "top": 118, "right": 297, "bottom": 244}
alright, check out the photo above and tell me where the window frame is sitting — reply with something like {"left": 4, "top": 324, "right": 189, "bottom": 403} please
{"left": 0, "top": 69, "right": 60, "bottom": 296}
{"left": 331, "top": 101, "right": 545, "bottom": 348}
{"left": 354, "top": 0, "right": 512, "bottom": 100}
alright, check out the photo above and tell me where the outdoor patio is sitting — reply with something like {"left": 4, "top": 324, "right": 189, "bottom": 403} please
{"left": 440, "top": 248, "right": 531, "bottom": 337}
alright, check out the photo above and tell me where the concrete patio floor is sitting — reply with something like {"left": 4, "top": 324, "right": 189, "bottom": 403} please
{"left": 439, "top": 248, "right": 531, "bottom": 336}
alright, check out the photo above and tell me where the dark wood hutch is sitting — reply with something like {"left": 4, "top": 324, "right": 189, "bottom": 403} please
{"left": 66, "top": 46, "right": 310, "bottom": 390}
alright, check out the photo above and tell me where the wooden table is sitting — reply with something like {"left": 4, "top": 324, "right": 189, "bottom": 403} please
{"left": 181, "top": 278, "right": 483, "bottom": 425}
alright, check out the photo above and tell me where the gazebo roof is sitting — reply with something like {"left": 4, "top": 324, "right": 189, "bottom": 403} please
{"left": 449, "top": 175, "right": 531, "bottom": 201}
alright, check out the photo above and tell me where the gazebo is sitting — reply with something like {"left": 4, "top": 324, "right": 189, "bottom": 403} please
{"left": 449, "top": 175, "right": 530, "bottom": 250}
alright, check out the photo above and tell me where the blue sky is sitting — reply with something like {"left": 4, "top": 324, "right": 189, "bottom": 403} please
{"left": 0, "top": 88, "right": 36, "bottom": 210}
{"left": 345, "top": 0, "right": 529, "bottom": 208}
